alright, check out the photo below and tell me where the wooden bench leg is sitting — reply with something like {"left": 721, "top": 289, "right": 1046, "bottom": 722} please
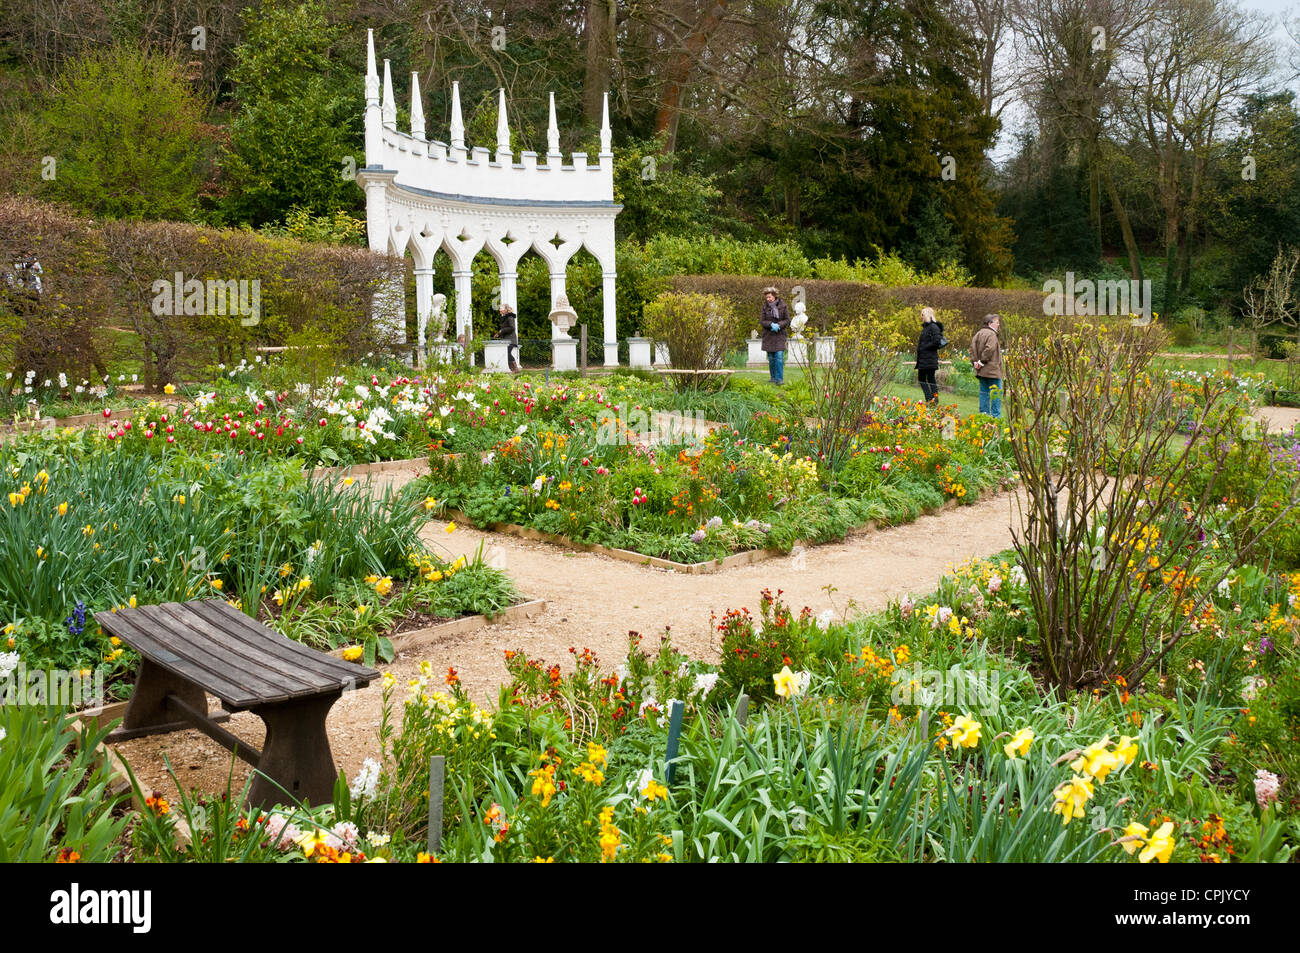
{"left": 107, "top": 659, "right": 228, "bottom": 742}
{"left": 247, "top": 690, "right": 342, "bottom": 810}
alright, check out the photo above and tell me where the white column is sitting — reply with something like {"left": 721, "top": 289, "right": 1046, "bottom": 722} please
{"left": 414, "top": 267, "right": 434, "bottom": 359}
{"left": 549, "top": 271, "right": 567, "bottom": 340}
{"left": 602, "top": 270, "right": 617, "bottom": 366}
{"left": 453, "top": 269, "right": 473, "bottom": 346}
{"left": 499, "top": 271, "right": 518, "bottom": 310}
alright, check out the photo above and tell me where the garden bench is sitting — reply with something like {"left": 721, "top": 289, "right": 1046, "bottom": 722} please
{"left": 99, "top": 599, "right": 378, "bottom": 809}
{"left": 654, "top": 368, "right": 733, "bottom": 376}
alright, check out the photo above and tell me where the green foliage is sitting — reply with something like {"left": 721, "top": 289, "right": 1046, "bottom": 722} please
{"left": 217, "top": 0, "right": 360, "bottom": 226}
{"left": 613, "top": 138, "right": 725, "bottom": 242}
{"left": 641, "top": 291, "right": 746, "bottom": 379}
{"left": 41, "top": 45, "right": 206, "bottom": 220}
{"left": 0, "top": 705, "right": 129, "bottom": 861}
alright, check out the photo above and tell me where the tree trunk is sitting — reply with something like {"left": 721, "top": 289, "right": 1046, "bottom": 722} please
{"left": 1102, "top": 165, "right": 1143, "bottom": 282}
{"left": 582, "top": 0, "right": 617, "bottom": 125}
{"left": 653, "top": 1, "right": 729, "bottom": 154}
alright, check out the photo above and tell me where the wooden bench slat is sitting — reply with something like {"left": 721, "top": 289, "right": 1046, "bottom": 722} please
{"left": 151, "top": 603, "right": 337, "bottom": 702}
{"left": 188, "top": 601, "right": 372, "bottom": 685}
{"left": 97, "top": 611, "right": 261, "bottom": 707}
{"left": 135, "top": 604, "right": 304, "bottom": 705}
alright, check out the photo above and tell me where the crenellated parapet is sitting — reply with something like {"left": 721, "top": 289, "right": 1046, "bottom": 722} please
{"left": 357, "top": 28, "right": 621, "bottom": 367}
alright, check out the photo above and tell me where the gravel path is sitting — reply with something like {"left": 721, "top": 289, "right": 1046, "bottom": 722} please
{"left": 116, "top": 470, "right": 1023, "bottom": 802}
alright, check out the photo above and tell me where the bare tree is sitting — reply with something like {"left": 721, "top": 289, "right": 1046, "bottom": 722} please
{"left": 1242, "top": 244, "right": 1300, "bottom": 348}
{"left": 1118, "top": 0, "right": 1275, "bottom": 314}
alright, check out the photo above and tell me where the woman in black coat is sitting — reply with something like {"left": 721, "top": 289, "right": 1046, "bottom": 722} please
{"left": 915, "top": 307, "right": 944, "bottom": 403}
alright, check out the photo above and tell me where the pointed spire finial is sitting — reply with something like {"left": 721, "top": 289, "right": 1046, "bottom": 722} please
{"left": 381, "top": 59, "right": 396, "bottom": 128}
{"left": 495, "top": 88, "right": 512, "bottom": 162}
{"left": 600, "top": 91, "right": 612, "bottom": 154}
{"left": 450, "top": 81, "right": 465, "bottom": 151}
{"left": 410, "top": 72, "right": 425, "bottom": 140}
{"left": 547, "top": 91, "right": 561, "bottom": 158}
{"left": 365, "top": 29, "right": 379, "bottom": 101}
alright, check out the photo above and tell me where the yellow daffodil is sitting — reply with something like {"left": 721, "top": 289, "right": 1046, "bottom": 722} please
{"left": 1051, "top": 775, "right": 1095, "bottom": 825}
{"left": 1114, "top": 735, "right": 1138, "bottom": 767}
{"left": 210, "top": 578, "right": 223, "bottom": 591}
{"left": 1139, "top": 822, "right": 1176, "bottom": 863}
{"left": 297, "top": 576, "right": 311, "bottom": 592}
{"left": 364, "top": 574, "right": 379, "bottom": 585}
{"left": 343, "top": 477, "right": 354, "bottom": 486}
{"left": 445, "top": 521, "right": 456, "bottom": 534}
{"left": 341, "top": 646, "right": 364, "bottom": 662}
{"left": 163, "top": 384, "right": 176, "bottom": 395}
{"left": 773, "top": 665, "right": 809, "bottom": 699}
{"left": 1003, "top": 727, "right": 1034, "bottom": 758}
{"left": 373, "top": 576, "right": 393, "bottom": 597}
{"left": 424, "top": 496, "right": 438, "bottom": 510}
{"left": 57, "top": 501, "right": 68, "bottom": 516}
{"left": 1120, "top": 821, "right": 1149, "bottom": 856}
{"left": 1071, "top": 737, "right": 1120, "bottom": 782}
{"left": 947, "top": 713, "right": 982, "bottom": 749}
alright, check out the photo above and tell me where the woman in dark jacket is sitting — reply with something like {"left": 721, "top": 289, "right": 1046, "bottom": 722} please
{"left": 915, "top": 306, "right": 944, "bottom": 403}
{"left": 496, "top": 303, "right": 520, "bottom": 372}
{"left": 760, "top": 287, "right": 791, "bottom": 385}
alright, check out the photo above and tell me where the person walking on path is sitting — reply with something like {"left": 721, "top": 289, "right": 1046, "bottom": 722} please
{"left": 915, "top": 306, "right": 944, "bottom": 403}
{"left": 496, "top": 303, "right": 521, "bottom": 373}
{"left": 761, "top": 287, "right": 790, "bottom": 385}
{"left": 971, "top": 313, "right": 1003, "bottom": 417}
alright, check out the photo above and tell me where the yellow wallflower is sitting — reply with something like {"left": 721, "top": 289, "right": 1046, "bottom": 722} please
{"left": 374, "top": 576, "right": 393, "bottom": 596}
{"left": 341, "top": 646, "right": 364, "bottom": 662}
{"left": 445, "top": 522, "right": 456, "bottom": 534}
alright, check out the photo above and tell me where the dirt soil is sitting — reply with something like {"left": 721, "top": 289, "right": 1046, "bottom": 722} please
{"left": 115, "top": 464, "right": 1024, "bottom": 802}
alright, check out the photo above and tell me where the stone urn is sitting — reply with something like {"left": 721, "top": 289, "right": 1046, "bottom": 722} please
{"left": 549, "top": 293, "right": 578, "bottom": 338}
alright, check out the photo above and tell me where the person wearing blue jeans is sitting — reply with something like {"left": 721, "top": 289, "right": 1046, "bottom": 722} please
{"left": 760, "top": 287, "right": 790, "bottom": 385}
{"left": 970, "top": 313, "right": 1003, "bottom": 418}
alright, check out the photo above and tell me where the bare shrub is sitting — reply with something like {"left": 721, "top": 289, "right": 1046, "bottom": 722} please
{"left": 1005, "top": 322, "right": 1300, "bottom": 691}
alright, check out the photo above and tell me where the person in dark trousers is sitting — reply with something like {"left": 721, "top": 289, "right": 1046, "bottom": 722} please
{"left": 915, "top": 306, "right": 944, "bottom": 403}
{"left": 760, "top": 286, "right": 790, "bottom": 385}
{"left": 496, "top": 303, "right": 520, "bottom": 372}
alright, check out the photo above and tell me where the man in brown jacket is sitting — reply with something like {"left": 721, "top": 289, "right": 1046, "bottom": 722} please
{"left": 971, "top": 313, "right": 1003, "bottom": 418}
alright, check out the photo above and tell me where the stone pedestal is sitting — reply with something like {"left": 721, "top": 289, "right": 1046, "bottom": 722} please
{"left": 746, "top": 336, "right": 766, "bottom": 366}
{"left": 430, "top": 342, "right": 460, "bottom": 365}
{"left": 814, "top": 336, "right": 836, "bottom": 365}
{"left": 483, "top": 340, "right": 511, "bottom": 373}
{"left": 787, "top": 337, "right": 809, "bottom": 367}
{"left": 628, "top": 337, "right": 652, "bottom": 369}
{"left": 604, "top": 341, "right": 619, "bottom": 367}
{"left": 653, "top": 342, "right": 670, "bottom": 366}
{"left": 552, "top": 337, "right": 578, "bottom": 371}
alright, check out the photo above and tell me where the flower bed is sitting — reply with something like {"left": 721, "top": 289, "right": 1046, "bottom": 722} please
{"left": 108, "top": 547, "right": 1299, "bottom": 863}
{"left": 0, "top": 438, "right": 519, "bottom": 687}
{"left": 418, "top": 390, "right": 1015, "bottom": 563}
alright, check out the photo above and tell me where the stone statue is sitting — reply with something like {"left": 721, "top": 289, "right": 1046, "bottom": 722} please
{"left": 549, "top": 292, "right": 578, "bottom": 338}
{"left": 430, "top": 293, "right": 448, "bottom": 341}
{"left": 789, "top": 299, "right": 808, "bottom": 337}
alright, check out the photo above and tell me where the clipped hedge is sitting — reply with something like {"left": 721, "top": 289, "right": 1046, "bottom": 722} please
{"left": 667, "top": 274, "right": 1046, "bottom": 343}
{"left": 0, "top": 197, "right": 400, "bottom": 387}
